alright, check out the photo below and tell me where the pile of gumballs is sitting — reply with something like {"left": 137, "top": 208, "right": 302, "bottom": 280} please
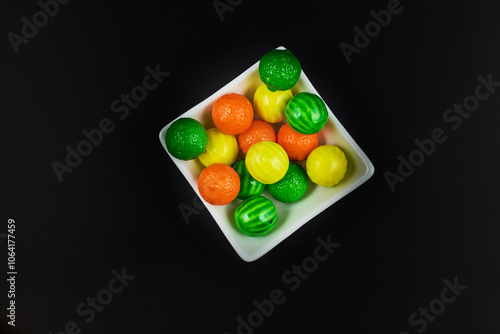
{"left": 165, "top": 49, "right": 347, "bottom": 237}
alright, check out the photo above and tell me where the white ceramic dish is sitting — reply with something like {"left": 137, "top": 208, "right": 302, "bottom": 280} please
{"left": 159, "top": 47, "right": 374, "bottom": 262}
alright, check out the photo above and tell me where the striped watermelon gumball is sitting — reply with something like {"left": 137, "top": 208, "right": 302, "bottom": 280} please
{"left": 232, "top": 160, "right": 265, "bottom": 200}
{"left": 234, "top": 196, "right": 278, "bottom": 237}
{"left": 285, "top": 92, "right": 328, "bottom": 135}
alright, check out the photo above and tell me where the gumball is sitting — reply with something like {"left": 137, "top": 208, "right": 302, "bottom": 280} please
{"left": 277, "top": 123, "right": 318, "bottom": 161}
{"left": 245, "top": 141, "right": 289, "bottom": 184}
{"left": 234, "top": 196, "right": 278, "bottom": 236}
{"left": 198, "top": 164, "right": 240, "bottom": 206}
{"left": 253, "top": 83, "right": 293, "bottom": 123}
{"left": 285, "top": 92, "right": 328, "bottom": 135}
{"left": 212, "top": 93, "right": 253, "bottom": 135}
{"left": 165, "top": 118, "right": 207, "bottom": 160}
{"left": 258, "top": 49, "right": 301, "bottom": 92}
{"left": 237, "top": 119, "right": 276, "bottom": 155}
{"left": 306, "top": 145, "right": 347, "bottom": 187}
{"left": 232, "top": 160, "right": 265, "bottom": 200}
{"left": 198, "top": 127, "right": 238, "bottom": 167}
{"left": 268, "top": 162, "right": 308, "bottom": 203}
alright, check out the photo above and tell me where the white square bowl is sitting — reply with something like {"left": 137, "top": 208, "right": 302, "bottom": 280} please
{"left": 159, "top": 47, "right": 374, "bottom": 262}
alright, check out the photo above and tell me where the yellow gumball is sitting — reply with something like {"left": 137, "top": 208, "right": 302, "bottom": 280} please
{"left": 253, "top": 83, "right": 293, "bottom": 123}
{"left": 306, "top": 145, "right": 347, "bottom": 187}
{"left": 198, "top": 127, "right": 238, "bottom": 167}
{"left": 245, "top": 141, "right": 289, "bottom": 184}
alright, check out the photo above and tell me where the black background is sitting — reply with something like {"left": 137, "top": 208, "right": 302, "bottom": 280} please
{"left": 1, "top": 0, "right": 500, "bottom": 333}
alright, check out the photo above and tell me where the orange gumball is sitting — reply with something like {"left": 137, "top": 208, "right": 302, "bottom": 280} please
{"left": 212, "top": 93, "right": 253, "bottom": 135}
{"left": 277, "top": 123, "right": 318, "bottom": 161}
{"left": 198, "top": 164, "right": 240, "bottom": 206}
{"left": 237, "top": 120, "right": 276, "bottom": 154}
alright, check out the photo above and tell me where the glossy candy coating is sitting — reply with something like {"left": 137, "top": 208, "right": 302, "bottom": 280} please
{"left": 198, "top": 164, "right": 240, "bottom": 206}
{"left": 277, "top": 123, "right": 318, "bottom": 161}
{"left": 285, "top": 92, "right": 328, "bottom": 135}
{"left": 165, "top": 118, "right": 207, "bottom": 160}
{"left": 237, "top": 119, "right": 276, "bottom": 155}
{"left": 258, "top": 49, "right": 301, "bottom": 92}
{"left": 253, "top": 83, "right": 293, "bottom": 123}
{"left": 198, "top": 127, "right": 238, "bottom": 167}
{"left": 245, "top": 141, "right": 289, "bottom": 184}
{"left": 212, "top": 93, "right": 253, "bottom": 135}
{"left": 232, "top": 160, "right": 265, "bottom": 200}
{"left": 234, "top": 196, "right": 278, "bottom": 236}
{"left": 306, "top": 145, "right": 347, "bottom": 187}
{"left": 268, "top": 162, "right": 308, "bottom": 203}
